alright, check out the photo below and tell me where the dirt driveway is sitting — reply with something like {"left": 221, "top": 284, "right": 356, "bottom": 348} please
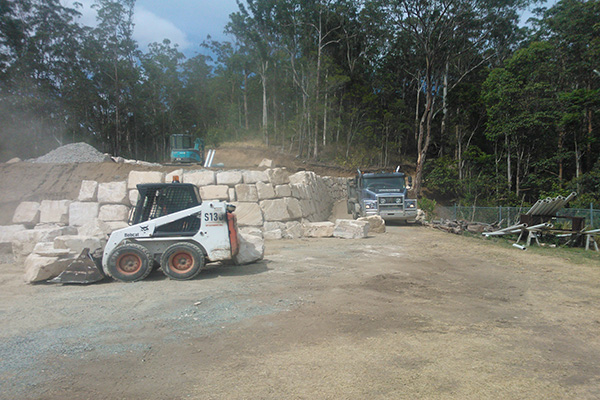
{"left": 1, "top": 225, "right": 600, "bottom": 400}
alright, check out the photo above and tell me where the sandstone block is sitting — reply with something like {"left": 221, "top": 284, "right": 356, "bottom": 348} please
{"left": 263, "top": 221, "right": 285, "bottom": 231}
{"left": 358, "top": 215, "right": 386, "bottom": 233}
{"left": 217, "top": 170, "right": 243, "bottom": 186}
{"left": 32, "top": 242, "right": 71, "bottom": 257}
{"left": 199, "top": 185, "right": 229, "bottom": 201}
{"left": 285, "top": 197, "right": 303, "bottom": 220}
{"left": 183, "top": 170, "right": 215, "bottom": 186}
{"left": 77, "top": 219, "right": 112, "bottom": 238}
{"left": 54, "top": 235, "right": 104, "bottom": 254}
{"left": 256, "top": 181, "right": 276, "bottom": 200}
{"left": 105, "top": 221, "right": 130, "bottom": 232}
{"left": 98, "top": 204, "right": 130, "bottom": 222}
{"left": 266, "top": 168, "right": 290, "bottom": 185}
{"left": 303, "top": 221, "right": 335, "bottom": 238}
{"left": 234, "top": 231, "right": 264, "bottom": 265}
{"left": 284, "top": 221, "right": 303, "bottom": 239}
{"left": 166, "top": 169, "right": 184, "bottom": 183}
{"left": 129, "top": 190, "right": 139, "bottom": 206}
{"left": 228, "top": 188, "right": 236, "bottom": 202}
{"left": 289, "top": 170, "right": 317, "bottom": 186}
{"left": 78, "top": 180, "right": 98, "bottom": 202}
{"left": 69, "top": 202, "right": 100, "bottom": 226}
{"left": 39, "top": 200, "right": 71, "bottom": 224}
{"left": 12, "top": 202, "right": 40, "bottom": 226}
{"left": 127, "top": 170, "right": 164, "bottom": 189}
{"left": 97, "top": 181, "right": 128, "bottom": 205}
{"left": 333, "top": 219, "right": 370, "bottom": 239}
{"left": 24, "top": 254, "right": 72, "bottom": 283}
{"left": 235, "top": 184, "right": 258, "bottom": 202}
{"left": 234, "top": 203, "right": 264, "bottom": 227}
{"left": 243, "top": 170, "right": 269, "bottom": 184}
{"left": 260, "top": 199, "right": 290, "bottom": 221}
{"left": 240, "top": 227, "right": 264, "bottom": 238}
{"left": 263, "top": 229, "right": 282, "bottom": 240}
{"left": 275, "top": 185, "right": 292, "bottom": 198}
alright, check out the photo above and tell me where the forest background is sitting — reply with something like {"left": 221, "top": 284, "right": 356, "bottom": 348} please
{"left": 1, "top": 0, "right": 599, "bottom": 207}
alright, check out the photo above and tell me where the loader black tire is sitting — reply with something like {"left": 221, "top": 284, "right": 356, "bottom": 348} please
{"left": 160, "top": 242, "right": 205, "bottom": 281}
{"left": 107, "top": 243, "right": 153, "bottom": 282}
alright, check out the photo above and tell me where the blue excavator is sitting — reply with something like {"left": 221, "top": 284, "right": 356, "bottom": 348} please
{"left": 169, "top": 134, "right": 205, "bottom": 164}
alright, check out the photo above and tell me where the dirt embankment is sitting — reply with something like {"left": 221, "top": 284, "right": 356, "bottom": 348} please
{"left": 0, "top": 143, "right": 353, "bottom": 226}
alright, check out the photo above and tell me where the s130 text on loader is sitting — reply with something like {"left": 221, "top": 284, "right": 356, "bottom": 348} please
{"left": 54, "top": 180, "right": 239, "bottom": 283}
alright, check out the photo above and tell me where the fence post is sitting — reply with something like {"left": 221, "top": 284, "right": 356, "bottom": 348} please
{"left": 499, "top": 206, "right": 502, "bottom": 227}
{"left": 453, "top": 204, "right": 457, "bottom": 220}
{"left": 591, "top": 203, "right": 594, "bottom": 228}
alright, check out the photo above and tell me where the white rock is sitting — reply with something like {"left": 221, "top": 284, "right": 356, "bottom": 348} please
{"left": 129, "top": 190, "right": 139, "bottom": 206}
{"left": 166, "top": 169, "right": 184, "bottom": 183}
{"left": 263, "top": 221, "right": 285, "bottom": 231}
{"left": 128, "top": 170, "right": 164, "bottom": 189}
{"left": 234, "top": 231, "right": 265, "bottom": 265}
{"left": 333, "top": 219, "right": 370, "bottom": 239}
{"left": 235, "top": 184, "right": 258, "bottom": 202}
{"left": 97, "top": 181, "right": 128, "bottom": 205}
{"left": 358, "top": 215, "right": 386, "bottom": 233}
{"left": 239, "top": 227, "right": 263, "bottom": 238}
{"left": 233, "top": 203, "right": 264, "bottom": 227}
{"left": 303, "top": 221, "right": 335, "bottom": 238}
{"left": 217, "top": 170, "right": 243, "bottom": 186}
{"left": 12, "top": 202, "right": 40, "bottom": 226}
{"left": 243, "top": 170, "right": 269, "bottom": 184}
{"left": 284, "top": 221, "right": 303, "bottom": 239}
{"left": 78, "top": 180, "right": 98, "bottom": 202}
{"left": 275, "top": 184, "right": 292, "bottom": 198}
{"left": 183, "top": 170, "right": 215, "bottom": 186}
{"left": 54, "top": 235, "right": 104, "bottom": 254}
{"left": 263, "top": 229, "right": 283, "bottom": 240}
{"left": 256, "top": 181, "right": 276, "bottom": 200}
{"left": 258, "top": 158, "right": 274, "bottom": 167}
{"left": 98, "top": 204, "right": 130, "bottom": 222}
{"left": 68, "top": 202, "right": 100, "bottom": 226}
{"left": 285, "top": 197, "right": 303, "bottom": 220}
{"left": 199, "top": 185, "right": 229, "bottom": 201}
{"left": 6, "top": 157, "right": 21, "bottom": 164}
{"left": 260, "top": 198, "right": 291, "bottom": 221}
{"left": 266, "top": 168, "right": 290, "bottom": 185}
{"left": 77, "top": 219, "right": 112, "bottom": 238}
{"left": 32, "top": 242, "right": 71, "bottom": 257}
{"left": 24, "top": 254, "right": 72, "bottom": 283}
{"left": 289, "top": 171, "right": 317, "bottom": 186}
{"left": 105, "top": 221, "right": 130, "bottom": 232}
{"left": 228, "top": 188, "right": 236, "bottom": 202}
{"left": 0, "top": 224, "right": 27, "bottom": 243}
{"left": 39, "top": 200, "right": 71, "bottom": 224}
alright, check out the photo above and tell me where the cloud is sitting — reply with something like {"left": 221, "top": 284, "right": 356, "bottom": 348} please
{"left": 65, "top": 0, "right": 191, "bottom": 51}
{"left": 133, "top": 6, "right": 191, "bottom": 50}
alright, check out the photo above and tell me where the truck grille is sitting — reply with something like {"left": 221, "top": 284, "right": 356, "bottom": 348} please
{"left": 378, "top": 196, "right": 403, "bottom": 209}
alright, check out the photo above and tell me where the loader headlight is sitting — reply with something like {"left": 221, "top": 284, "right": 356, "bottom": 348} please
{"left": 405, "top": 200, "right": 417, "bottom": 209}
{"left": 226, "top": 204, "right": 236, "bottom": 212}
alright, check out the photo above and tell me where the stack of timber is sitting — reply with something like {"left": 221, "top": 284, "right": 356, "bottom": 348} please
{"left": 426, "top": 219, "right": 496, "bottom": 235}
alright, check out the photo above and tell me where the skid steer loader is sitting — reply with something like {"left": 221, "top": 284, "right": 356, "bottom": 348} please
{"left": 54, "top": 180, "right": 239, "bottom": 283}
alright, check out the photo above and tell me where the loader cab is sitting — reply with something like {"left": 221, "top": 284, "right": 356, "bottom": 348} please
{"left": 131, "top": 183, "right": 202, "bottom": 235}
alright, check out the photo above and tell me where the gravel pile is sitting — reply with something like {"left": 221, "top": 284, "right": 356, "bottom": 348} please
{"left": 29, "top": 142, "right": 112, "bottom": 163}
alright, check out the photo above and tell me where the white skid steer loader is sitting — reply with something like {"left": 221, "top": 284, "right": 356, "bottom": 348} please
{"left": 54, "top": 181, "right": 239, "bottom": 283}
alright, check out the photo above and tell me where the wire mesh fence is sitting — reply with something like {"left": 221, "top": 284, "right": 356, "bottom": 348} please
{"left": 436, "top": 205, "right": 600, "bottom": 230}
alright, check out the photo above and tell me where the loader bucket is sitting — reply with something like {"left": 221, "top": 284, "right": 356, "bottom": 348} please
{"left": 49, "top": 248, "right": 106, "bottom": 284}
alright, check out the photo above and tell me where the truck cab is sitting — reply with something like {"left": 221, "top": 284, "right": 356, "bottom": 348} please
{"left": 347, "top": 170, "right": 418, "bottom": 222}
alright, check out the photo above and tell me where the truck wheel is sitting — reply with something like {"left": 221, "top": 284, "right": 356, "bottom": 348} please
{"left": 107, "top": 243, "right": 153, "bottom": 282}
{"left": 160, "top": 242, "right": 205, "bottom": 281}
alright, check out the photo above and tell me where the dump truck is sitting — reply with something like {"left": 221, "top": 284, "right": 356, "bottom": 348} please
{"left": 347, "top": 168, "right": 417, "bottom": 222}
{"left": 53, "top": 180, "right": 239, "bottom": 283}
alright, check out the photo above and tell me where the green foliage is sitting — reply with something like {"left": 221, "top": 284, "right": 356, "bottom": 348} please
{"left": 418, "top": 197, "right": 437, "bottom": 221}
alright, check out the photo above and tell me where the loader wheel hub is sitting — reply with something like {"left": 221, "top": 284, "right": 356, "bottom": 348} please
{"left": 116, "top": 254, "right": 142, "bottom": 275}
{"left": 170, "top": 252, "right": 194, "bottom": 273}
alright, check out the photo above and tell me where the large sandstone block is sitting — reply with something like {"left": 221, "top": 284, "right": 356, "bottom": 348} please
{"left": 77, "top": 219, "right": 112, "bottom": 238}
{"left": 234, "top": 203, "right": 264, "bottom": 227}
{"left": 243, "top": 170, "right": 269, "bottom": 184}
{"left": 78, "top": 180, "right": 98, "bottom": 202}
{"left": 54, "top": 235, "right": 104, "bottom": 254}
{"left": 98, "top": 204, "right": 130, "bottom": 222}
{"left": 234, "top": 231, "right": 264, "bottom": 265}
{"left": 284, "top": 221, "right": 303, "bottom": 239}
{"left": 12, "top": 202, "right": 40, "bottom": 226}
{"left": 333, "top": 219, "right": 370, "bottom": 239}
{"left": 24, "top": 254, "right": 72, "bottom": 283}
{"left": 200, "top": 185, "right": 229, "bottom": 201}
{"left": 275, "top": 185, "right": 292, "bottom": 198}
{"left": 289, "top": 170, "right": 317, "bottom": 186}
{"left": 266, "top": 168, "right": 290, "bottom": 185}
{"left": 217, "top": 170, "right": 243, "bottom": 186}
{"left": 260, "top": 198, "right": 290, "bottom": 221}
{"left": 285, "top": 198, "right": 303, "bottom": 220}
{"left": 32, "top": 242, "right": 71, "bottom": 257}
{"left": 39, "top": 200, "right": 71, "bottom": 224}
{"left": 12, "top": 225, "right": 77, "bottom": 262}
{"left": 129, "top": 190, "right": 139, "bottom": 206}
{"left": 258, "top": 158, "right": 274, "bottom": 167}
{"left": 256, "top": 181, "right": 276, "bottom": 200}
{"left": 263, "top": 229, "right": 282, "bottom": 240}
{"left": 235, "top": 184, "right": 258, "bottom": 202}
{"left": 127, "top": 170, "right": 164, "bottom": 189}
{"left": 358, "top": 215, "right": 386, "bottom": 233}
{"left": 97, "top": 181, "right": 128, "bottom": 205}
{"left": 183, "top": 170, "right": 215, "bottom": 186}
{"left": 69, "top": 202, "right": 100, "bottom": 226}
{"left": 303, "top": 221, "right": 335, "bottom": 238}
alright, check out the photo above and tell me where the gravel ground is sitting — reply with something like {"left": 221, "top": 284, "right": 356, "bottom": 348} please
{"left": 1, "top": 226, "right": 600, "bottom": 399}
{"left": 28, "top": 143, "right": 111, "bottom": 163}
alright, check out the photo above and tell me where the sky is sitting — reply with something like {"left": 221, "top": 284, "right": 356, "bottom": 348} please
{"left": 67, "top": 0, "right": 242, "bottom": 57}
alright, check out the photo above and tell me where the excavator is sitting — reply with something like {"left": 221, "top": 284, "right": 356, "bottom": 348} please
{"left": 51, "top": 179, "right": 239, "bottom": 283}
